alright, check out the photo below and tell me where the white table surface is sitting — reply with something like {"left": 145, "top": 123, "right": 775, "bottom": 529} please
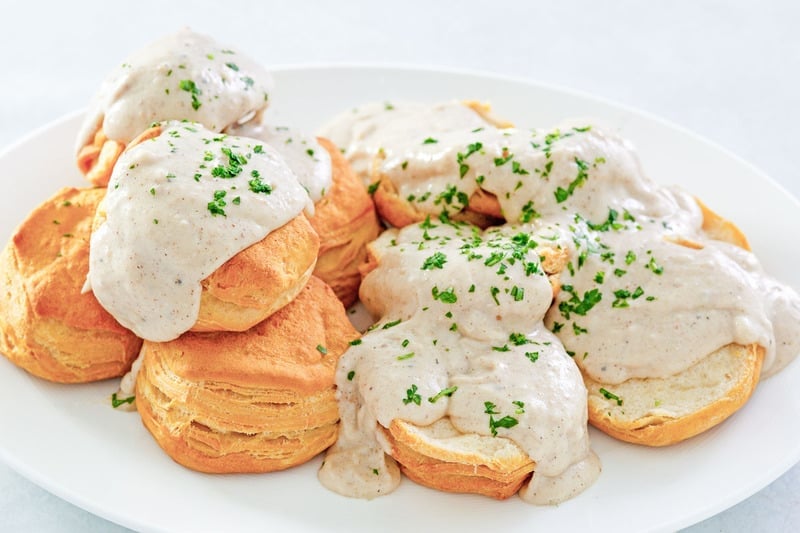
{"left": 0, "top": 0, "right": 798, "bottom": 531}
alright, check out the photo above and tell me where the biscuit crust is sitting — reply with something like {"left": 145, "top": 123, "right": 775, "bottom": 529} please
{"left": 0, "top": 187, "right": 142, "bottom": 382}
{"left": 136, "top": 276, "right": 359, "bottom": 473}
{"left": 308, "top": 138, "right": 381, "bottom": 307}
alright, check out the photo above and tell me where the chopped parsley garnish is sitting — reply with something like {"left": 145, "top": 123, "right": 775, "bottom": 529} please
{"left": 494, "top": 152, "right": 513, "bottom": 166}
{"left": 554, "top": 157, "right": 590, "bottom": 203}
{"left": 225, "top": 62, "right": 239, "bottom": 71}
{"left": 347, "top": 370, "right": 356, "bottom": 381}
{"left": 599, "top": 387, "right": 623, "bottom": 406}
{"left": 509, "top": 332, "right": 529, "bottom": 345}
{"left": 428, "top": 386, "right": 458, "bottom": 403}
{"left": 490, "top": 286, "right": 500, "bottom": 305}
{"left": 207, "top": 190, "right": 227, "bottom": 217}
{"left": 316, "top": 344, "right": 328, "bottom": 354}
{"left": 645, "top": 256, "right": 665, "bottom": 275}
{"left": 421, "top": 251, "right": 447, "bottom": 270}
{"left": 432, "top": 286, "right": 457, "bottom": 304}
{"left": 367, "top": 181, "right": 381, "bottom": 195}
{"left": 349, "top": 339, "right": 363, "bottom": 346}
{"left": 484, "top": 401, "right": 519, "bottom": 436}
{"left": 558, "top": 287, "right": 603, "bottom": 319}
{"left": 248, "top": 176, "right": 273, "bottom": 195}
{"left": 403, "top": 384, "right": 422, "bottom": 406}
{"left": 211, "top": 147, "right": 247, "bottom": 178}
{"left": 422, "top": 137, "right": 438, "bottom": 144}
{"left": 525, "top": 351, "right": 539, "bottom": 363}
{"left": 510, "top": 285, "right": 525, "bottom": 302}
{"left": 111, "top": 393, "right": 135, "bottom": 409}
{"left": 178, "top": 79, "right": 202, "bottom": 110}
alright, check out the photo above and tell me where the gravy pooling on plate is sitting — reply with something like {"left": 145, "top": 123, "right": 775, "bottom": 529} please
{"left": 85, "top": 121, "right": 312, "bottom": 342}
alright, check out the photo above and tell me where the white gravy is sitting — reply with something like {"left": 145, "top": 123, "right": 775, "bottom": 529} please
{"left": 77, "top": 28, "right": 273, "bottom": 152}
{"left": 319, "top": 102, "right": 800, "bottom": 503}
{"left": 317, "top": 101, "right": 495, "bottom": 183}
{"left": 319, "top": 222, "right": 600, "bottom": 503}
{"left": 86, "top": 120, "right": 311, "bottom": 342}
{"left": 226, "top": 121, "right": 332, "bottom": 202}
{"left": 332, "top": 109, "right": 800, "bottom": 381}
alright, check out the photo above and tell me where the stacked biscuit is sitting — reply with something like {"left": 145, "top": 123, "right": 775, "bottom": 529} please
{"left": 0, "top": 29, "right": 375, "bottom": 474}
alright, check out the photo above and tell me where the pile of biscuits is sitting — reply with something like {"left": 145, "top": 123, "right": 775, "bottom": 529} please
{"left": 0, "top": 29, "right": 375, "bottom": 473}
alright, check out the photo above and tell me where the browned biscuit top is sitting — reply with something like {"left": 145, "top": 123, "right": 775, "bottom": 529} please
{"left": 11, "top": 187, "right": 130, "bottom": 334}
{"left": 146, "top": 276, "right": 358, "bottom": 393}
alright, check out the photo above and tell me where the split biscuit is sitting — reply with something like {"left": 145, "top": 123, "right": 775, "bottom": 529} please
{"left": 380, "top": 418, "right": 535, "bottom": 500}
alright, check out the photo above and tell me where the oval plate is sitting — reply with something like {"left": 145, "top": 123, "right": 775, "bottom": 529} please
{"left": 0, "top": 65, "right": 798, "bottom": 533}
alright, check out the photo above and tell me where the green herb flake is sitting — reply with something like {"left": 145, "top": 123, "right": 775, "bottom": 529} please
{"left": 111, "top": 393, "right": 135, "bottom": 409}
{"left": 178, "top": 79, "right": 202, "bottom": 110}
{"left": 432, "top": 286, "right": 458, "bottom": 304}
{"left": 421, "top": 251, "right": 448, "bottom": 270}
{"left": 599, "top": 387, "right": 623, "bottom": 406}
{"left": 428, "top": 386, "right": 458, "bottom": 403}
{"left": 403, "top": 384, "right": 422, "bottom": 406}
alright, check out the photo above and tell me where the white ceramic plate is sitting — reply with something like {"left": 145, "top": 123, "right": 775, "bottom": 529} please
{"left": 1, "top": 66, "right": 798, "bottom": 533}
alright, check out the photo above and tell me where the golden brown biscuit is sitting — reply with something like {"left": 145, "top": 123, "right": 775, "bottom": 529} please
{"left": 193, "top": 214, "right": 319, "bottom": 332}
{"left": 584, "top": 207, "right": 761, "bottom": 446}
{"left": 308, "top": 138, "right": 381, "bottom": 307}
{"left": 91, "top": 125, "right": 321, "bottom": 334}
{"left": 371, "top": 175, "right": 503, "bottom": 230}
{"left": 380, "top": 418, "right": 535, "bottom": 500}
{"left": 585, "top": 343, "right": 763, "bottom": 446}
{"left": 76, "top": 127, "right": 125, "bottom": 187}
{"left": 0, "top": 187, "right": 142, "bottom": 383}
{"left": 135, "top": 276, "right": 359, "bottom": 473}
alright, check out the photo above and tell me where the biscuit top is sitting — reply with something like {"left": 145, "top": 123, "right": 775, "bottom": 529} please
{"left": 86, "top": 121, "right": 312, "bottom": 342}
{"left": 319, "top": 221, "right": 599, "bottom": 503}
{"left": 332, "top": 110, "right": 800, "bottom": 381}
{"left": 10, "top": 187, "right": 130, "bottom": 334}
{"left": 76, "top": 28, "right": 273, "bottom": 152}
{"left": 227, "top": 121, "right": 332, "bottom": 202}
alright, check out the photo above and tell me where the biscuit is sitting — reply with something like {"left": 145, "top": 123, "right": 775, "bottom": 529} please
{"left": 0, "top": 187, "right": 142, "bottom": 382}
{"left": 309, "top": 138, "right": 381, "bottom": 307}
{"left": 135, "top": 276, "right": 359, "bottom": 473}
{"left": 380, "top": 418, "right": 535, "bottom": 500}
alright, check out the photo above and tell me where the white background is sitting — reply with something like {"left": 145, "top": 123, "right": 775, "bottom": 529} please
{"left": 0, "top": 0, "right": 798, "bottom": 530}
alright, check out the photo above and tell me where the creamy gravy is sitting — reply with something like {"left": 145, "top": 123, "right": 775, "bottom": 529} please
{"left": 226, "top": 121, "right": 332, "bottom": 202}
{"left": 319, "top": 222, "right": 599, "bottom": 503}
{"left": 77, "top": 28, "right": 273, "bottom": 152}
{"left": 317, "top": 101, "right": 495, "bottom": 183}
{"left": 86, "top": 120, "right": 311, "bottom": 341}
{"left": 328, "top": 109, "right": 800, "bottom": 380}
